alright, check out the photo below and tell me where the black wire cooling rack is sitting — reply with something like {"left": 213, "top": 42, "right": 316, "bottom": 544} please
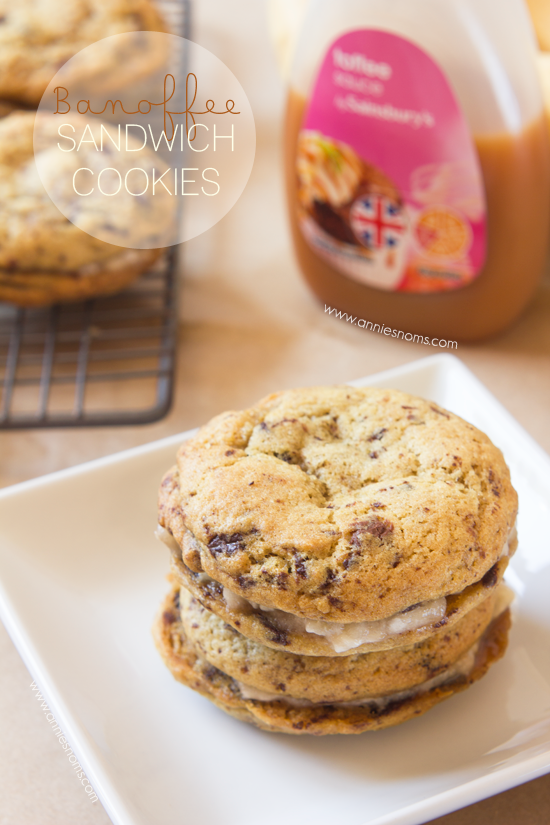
{"left": 0, "top": 250, "right": 179, "bottom": 428}
{"left": 0, "top": 0, "right": 190, "bottom": 430}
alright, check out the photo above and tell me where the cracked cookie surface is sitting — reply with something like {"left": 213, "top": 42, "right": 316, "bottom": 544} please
{"left": 159, "top": 386, "right": 517, "bottom": 623}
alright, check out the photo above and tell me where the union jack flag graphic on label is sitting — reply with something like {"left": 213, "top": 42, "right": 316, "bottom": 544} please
{"left": 350, "top": 195, "right": 407, "bottom": 250}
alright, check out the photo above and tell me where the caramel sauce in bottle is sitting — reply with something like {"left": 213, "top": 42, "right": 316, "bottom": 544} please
{"left": 285, "top": 90, "right": 550, "bottom": 341}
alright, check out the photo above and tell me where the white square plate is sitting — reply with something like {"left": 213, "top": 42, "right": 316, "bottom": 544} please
{"left": 1, "top": 353, "right": 549, "bottom": 825}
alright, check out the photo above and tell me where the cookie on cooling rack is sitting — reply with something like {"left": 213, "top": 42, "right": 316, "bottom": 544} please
{"left": 0, "top": 111, "right": 173, "bottom": 306}
{"left": 0, "top": 0, "right": 166, "bottom": 106}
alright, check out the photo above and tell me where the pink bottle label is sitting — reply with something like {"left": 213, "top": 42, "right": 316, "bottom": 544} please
{"left": 297, "top": 29, "right": 486, "bottom": 292}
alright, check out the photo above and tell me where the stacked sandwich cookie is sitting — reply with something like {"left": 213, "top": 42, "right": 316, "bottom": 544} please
{"left": 153, "top": 386, "right": 518, "bottom": 735}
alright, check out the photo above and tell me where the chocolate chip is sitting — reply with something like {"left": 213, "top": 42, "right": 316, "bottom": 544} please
{"left": 277, "top": 572, "right": 289, "bottom": 590}
{"left": 488, "top": 468, "right": 501, "bottom": 497}
{"left": 481, "top": 563, "right": 498, "bottom": 588}
{"left": 225, "top": 449, "right": 235, "bottom": 456}
{"left": 327, "top": 418, "right": 340, "bottom": 437}
{"left": 202, "top": 579, "right": 223, "bottom": 599}
{"left": 430, "top": 405, "right": 450, "bottom": 419}
{"left": 352, "top": 518, "right": 394, "bottom": 544}
{"left": 328, "top": 595, "right": 343, "bottom": 608}
{"left": 365, "top": 518, "right": 394, "bottom": 538}
{"left": 274, "top": 451, "right": 294, "bottom": 463}
{"left": 257, "top": 614, "right": 289, "bottom": 646}
{"left": 173, "top": 590, "right": 181, "bottom": 610}
{"left": 162, "top": 610, "right": 176, "bottom": 625}
{"left": 367, "top": 427, "right": 387, "bottom": 442}
{"left": 204, "top": 666, "right": 220, "bottom": 682}
{"left": 293, "top": 552, "right": 308, "bottom": 579}
{"left": 401, "top": 602, "right": 421, "bottom": 613}
{"left": 319, "top": 569, "right": 336, "bottom": 592}
{"left": 237, "top": 575, "right": 255, "bottom": 589}
{"left": 208, "top": 533, "right": 245, "bottom": 556}
{"left": 169, "top": 505, "right": 184, "bottom": 521}
{"left": 272, "top": 417, "right": 299, "bottom": 427}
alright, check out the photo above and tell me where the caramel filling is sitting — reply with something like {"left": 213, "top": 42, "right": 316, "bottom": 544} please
{"left": 224, "top": 591, "right": 447, "bottom": 653}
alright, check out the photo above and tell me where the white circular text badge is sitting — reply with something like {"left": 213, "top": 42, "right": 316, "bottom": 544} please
{"left": 34, "top": 32, "right": 256, "bottom": 249}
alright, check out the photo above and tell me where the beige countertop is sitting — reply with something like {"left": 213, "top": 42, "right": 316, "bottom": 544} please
{"left": 1, "top": 1, "right": 550, "bottom": 822}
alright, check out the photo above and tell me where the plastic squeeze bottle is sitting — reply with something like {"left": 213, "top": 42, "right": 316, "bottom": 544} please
{"left": 284, "top": 0, "right": 550, "bottom": 341}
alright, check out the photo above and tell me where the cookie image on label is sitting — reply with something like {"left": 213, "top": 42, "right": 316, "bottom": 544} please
{"left": 296, "top": 29, "right": 488, "bottom": 293}
{"left": 296, "top": 130, "right": 410, "bottom": 290}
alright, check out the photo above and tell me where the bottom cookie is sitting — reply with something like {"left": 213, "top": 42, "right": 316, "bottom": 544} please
{"left": 0, "top": 248, "right": 162, "bottom": 307}
{"left": 153, "top": 587, "right": 511, "bottom": 736}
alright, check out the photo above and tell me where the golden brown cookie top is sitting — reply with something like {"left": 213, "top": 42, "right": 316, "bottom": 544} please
{"left": 168, "top": 386, "right": 518, "bottom": 623}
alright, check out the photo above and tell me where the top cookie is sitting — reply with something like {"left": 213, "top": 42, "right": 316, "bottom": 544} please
{"left": 0, "top": 0, "right": 165, "bottom": 105}
{"left": 160, "top": 386, "right": 517, "bottom": 623}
